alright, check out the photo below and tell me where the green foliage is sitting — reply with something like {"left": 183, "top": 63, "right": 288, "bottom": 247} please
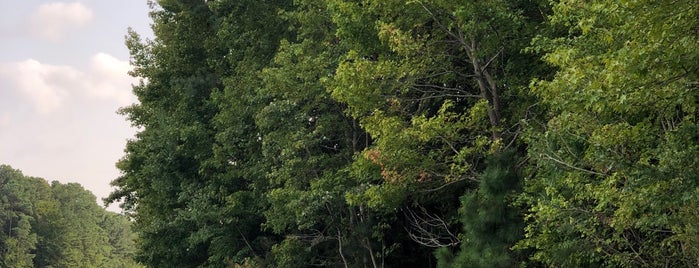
{"left": 4, "top": 214, "right": 37, "bottom": 268}
{"left": 327, "top": 0, "right": 547, "bottom": 208}
{"left": 0, "top": 165, "right": 143, "bottom": 267}
{"left": 110, "top": 0, "right": 295, "bottom": 266}
{"left": 256, "top": 1, "right": 410, "bottom": 266}
{"left": 105, "top": 0, "right": 699, "bottom": 267}
{"left": 436, "top": 150, "right": 526, "bottom": 268}
{"left": 0, "top": 166, "right": 37, "bottom": 268}
{"left": 520, "top": 0, "right": 699, "bottom": 266}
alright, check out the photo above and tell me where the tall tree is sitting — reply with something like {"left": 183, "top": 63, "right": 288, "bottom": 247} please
{"left": 49, "top": 182, "right": 112, "bottom": 267}
{"left": 254, "top": 0, "right": 420, "bottom": 266}
{"left": 100, "top": 213, "right": 143, "bottom": 268}
{"left": 205, "top": 0, "right": 292, "bottom": 265}
{"left": 519, "top": 0, "right": 699, "bottom": 266}
{"left": 1, "top": 165, "right": 42, "bottom": 267}
{"left": 109, "top": 0, "right": 292, "bottom": 266}
{"left": 327, "top": 0, "right": 548, "bottom": 265}
{"left": 1, "top": 165, "right": 143, "bottom": 267}
{"left": 108, "top": 0, "right": 229, "bottom": 265}
{"left": 436, "top": 150, "right": 527, "bottom": 267}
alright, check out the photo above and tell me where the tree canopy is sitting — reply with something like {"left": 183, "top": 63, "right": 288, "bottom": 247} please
{"left": 106, "top": 0, "right": 698, "bottom": 267}
{"left": 0, "top": 165, "right": 142, "bottom": 268}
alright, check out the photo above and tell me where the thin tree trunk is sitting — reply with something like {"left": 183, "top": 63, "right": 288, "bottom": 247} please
{"left": 467, "top": 44, "right": 502, "bottom": 140}
{"left": 338, "top": 229, "right": 349, "bottom": 268}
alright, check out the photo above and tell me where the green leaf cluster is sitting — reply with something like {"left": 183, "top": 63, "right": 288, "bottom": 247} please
{"left": 107, "top": 0, "right": 698, "bottom": 267}
{"left": 0, "top": 165, "right": 142, "bottom": 268}
{"left": 520, "top": 0, "right": 699, "bottom": 266}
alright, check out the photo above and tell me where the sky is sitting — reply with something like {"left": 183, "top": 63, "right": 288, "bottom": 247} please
{"left": 0, "top": 0, "right": 153, "bottom": 211}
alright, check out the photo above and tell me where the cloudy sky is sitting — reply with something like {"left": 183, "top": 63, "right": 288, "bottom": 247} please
{"left": 0, "top": 0, "right": 152, "bottom": 211}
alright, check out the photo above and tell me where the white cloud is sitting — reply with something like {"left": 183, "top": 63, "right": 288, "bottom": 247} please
{"left": 0, "top": 53, "right": 137, "bottom": 212}
{"left": 1, "top": 59, "right": 72, "bottom": 114}
{"left": 0, "top": 54, "right": 136, "bottom": 115}
{"left": 88, "top": 53, "right": 137, "bottom": 105}
{"left": 27, "top": 2, "right": 94, "bottom": 41}
{"left": 0, "top": 113, "right": 10, "bottom": 128}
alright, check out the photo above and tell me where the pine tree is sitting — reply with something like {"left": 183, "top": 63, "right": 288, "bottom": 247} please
{"left": 436, "top": 150, "right": 526, "bottom": 267}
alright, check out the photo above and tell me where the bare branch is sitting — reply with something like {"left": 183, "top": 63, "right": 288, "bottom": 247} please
{"left": 337, "top": 229, "right": 349, "bottom": 268}
{"left": 415, "top": 1, "right": 471, "bottom": 51}
{"left": 542, "top": 153, "right": 608, "bottom": 177}
{"left": 403, "top": 205, "right": 460, "bottom": 248}
{"left": 410, "top": 83, "right": 481, "bottom": 97}
{"left": 481, "top": 47, "right": 504, "bottom": 70}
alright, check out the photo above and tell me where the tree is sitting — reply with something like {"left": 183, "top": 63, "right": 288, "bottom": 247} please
{"left": 254, "top": 0, "right": 417, "bottom": 266}
{"left": 519, "top": 0, "right": 699, "bottom": 266}
{"left": 206, "top": 0, "right": 294, "bottom": 265}
{"left": 109, "top": 0, "right": 293, "bottom": 266}
{"left": 327, "top": 0, "right": 548, "bottom": 265}
{"left": 257, "top": 0, "right": 352, "bottom": 265}
{"left": 48, "top": 182, "right": 111, "bottom": 267}
{"left": 108, "top": 0, "right": 227, "bottom": 265}
{"left": 102, "top": 0, "right": 699, "bottom": 266}
{"left": 1, "top": 165, "right": 41, "bottom": 268}
{"left": 100, "top": 213, "right": 143, "bottom": 268}
{"left": 436, "top": 150, "right": 527, "bottom": 267}
{"left": 1, "top": 165, "right": 143, "bottom": 267}
{"left": 4, "top": 214, "right": 37, "bottom": 268}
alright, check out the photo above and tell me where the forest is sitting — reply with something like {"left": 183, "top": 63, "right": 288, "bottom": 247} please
{"left": 0, "top": 165, "right": 142, "bottom": 267}
{"left": 103, "top": 0, "right": 698, "bottom": 267}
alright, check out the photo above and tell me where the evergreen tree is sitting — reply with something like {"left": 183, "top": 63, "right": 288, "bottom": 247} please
{"left": 0, "top": 165, "right": 143, "bottom": 267}
{"left": 108, "top": 1, "right": 227, "bottom": 266}
{"left": 327, "top": 0, "right": 548, "bottom": 265}
{"left": 1, "top": 165, "right": 42, "bottom": 267}
{"left": 109, "top": 0, "right": 292, "bottom": 266}
{"left": 101, "top": 0, "right": 699, "bottom": 267}
{"left": 436, "top": 150, "right": 526, "bottom": 267}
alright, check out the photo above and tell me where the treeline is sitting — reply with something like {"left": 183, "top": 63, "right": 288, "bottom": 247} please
{"left": 107, "top": 0, "right": 698, "bottom": 267}
{"left": 0, "top": 165, "right": 142, "bottom": 268}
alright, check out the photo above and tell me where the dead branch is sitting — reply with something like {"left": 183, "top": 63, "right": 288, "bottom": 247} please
{"left": 403, "top": 205, "right": 460, "bottom": 248}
